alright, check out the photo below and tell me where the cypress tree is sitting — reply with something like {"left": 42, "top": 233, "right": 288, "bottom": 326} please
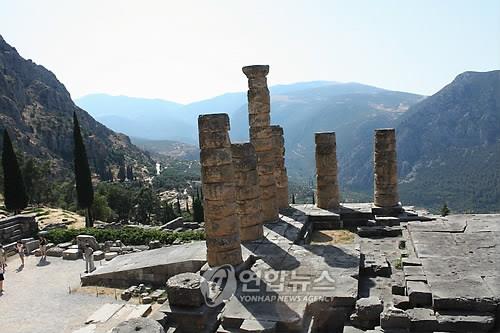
{"left": 312, "top": 191, "right": 315, "bottom": 205}
{"left": 2, "top": 130, "right": 28, "bottom": 213}
{"left": 118, "top": 164, "right": 126, "bottom": 182}
{"left": 73, "top": 113, "right": 94, "bottom": 227}
{"left": 291, "top": 194, "right": 296, "bottom": 204}
{"left": 176, "top": 196, "right": 182, "bottom": 214}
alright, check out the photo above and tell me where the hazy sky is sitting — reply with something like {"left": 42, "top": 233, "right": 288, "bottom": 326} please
{"left": 1, "top": 0, "right": 499, "bottom": 103}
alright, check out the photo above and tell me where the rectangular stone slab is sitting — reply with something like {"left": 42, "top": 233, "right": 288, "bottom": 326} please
{"left": 85, "top": 303, "right": 124, "bottom": 324}
{"left": 436, "top": 311, "right": 495, "bottom": 332}
{"left": 407, "top": 281, "right": 432, "bottom": 307}
{"left": 429, "top": 277, "right": 497, "bottom": 312}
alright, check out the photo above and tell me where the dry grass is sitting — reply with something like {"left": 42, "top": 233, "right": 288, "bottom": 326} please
{"left": 311, "top": 229, "right": 355, "bottom": 245}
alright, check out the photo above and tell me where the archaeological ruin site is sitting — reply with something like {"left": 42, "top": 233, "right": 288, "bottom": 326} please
{"left": 2, "top": 65, "right": 499, "bottom": 333}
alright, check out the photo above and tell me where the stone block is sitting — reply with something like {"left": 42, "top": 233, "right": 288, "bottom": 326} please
{"left": 62, "top": 248, "right": 81, "bottom": 260}
{"left": 76, "top": 234, "right": 99, "bottom": 250}
{"left": 380, "top": 307, "right": 410, "bottom": 330}
{"left": 24, "top": 239, "right": 40, "bottom": 253}
{"left": 355, "top": 297, "right": 384, "bottom": 321}
{"left": 150, "top": 289, "right": 165, "bottom": 301}
{"left": 375, "top": 216, "right": 400, "bottom": 226}
{"left": 407, "top": 281, "right": 432, "bottom": 307}
{"left": 110, "top": 317, "right": 165, "bottom": 333}
{"left": 357, "top": 226, "right": 402, "bottom": 237}
{"left": 435, "top": 311, "right": 495, "bottom": 332}
{"left": 105, "top": 252, "right": 118, "bottom": 261}
{"left": 406, "top": 308, "right": 439, "bottom": 332}
{"left": 391, "top": 272, "right": 406, "bottom": 296}
{"left": 93, "top": 250, "right": 105, "bottom": 261}
{"left": 46, "top": 246, "right": 64, "bottom": 257}
{"left": 166, "top": 272, "right": 204, "bottom": 307}
{"left": 160, "top": 217, "right": 184, "bottom": 230}
{"left": 121, "top": 290, "right": 132, "bottom": 301}
{"left": 142, "top": 296, "right": 153, "bottom": 304}
{"left": 57, "top": 241, "right": 73, "bottom": 249}
{"left": 392, "top": 295, "right": 410, "bottom": 310}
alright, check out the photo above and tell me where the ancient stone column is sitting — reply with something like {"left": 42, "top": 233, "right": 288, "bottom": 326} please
{"left": 242, "top": 65, "right": 279, "bottom": 223}
{"left": 231, "top": 143, "right": 263, "bottom": 241}
{"left": 271, "top": 125, "right": 289, "bottom": 209}
{"left": 374, "top": 128, "right": 399, "bottom": 208}
{"left": 198, "top": 114, "right": 242, "bottom": 267}
{"left": 315, "top": 132, "right": 340, "bottom": 209}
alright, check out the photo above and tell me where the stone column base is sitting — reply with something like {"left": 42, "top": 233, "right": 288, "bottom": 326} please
{"left": 372, "top": 203, "right": 404, "bottom": 217}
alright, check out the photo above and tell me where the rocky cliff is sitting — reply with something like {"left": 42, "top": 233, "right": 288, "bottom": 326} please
{"left": 0, "top": 35, "right": 153, "bottom": 178}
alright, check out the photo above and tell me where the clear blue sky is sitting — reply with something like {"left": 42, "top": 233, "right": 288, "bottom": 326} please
{"left": 0, "top": 0, "right": 499, "bottom": 103}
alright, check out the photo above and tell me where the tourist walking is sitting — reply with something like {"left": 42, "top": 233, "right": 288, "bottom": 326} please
{"left": 0, "top": 244, "right": 6, "bottom": 293}
{"left": 39, "top": 236, "right": 48, "bottom": 261}
{"left": 16, "top": 240, "right": 25, "bottom": 266}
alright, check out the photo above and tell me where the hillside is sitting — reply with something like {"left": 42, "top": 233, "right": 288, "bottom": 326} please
{"left": 344, "top": 70, "right": 500, "bottom": 212}
{"left": 0, "top": 35, "right": 153, "bottom": 179}
{"left": 131, "top": 137, "right": 199, "bottom": 161}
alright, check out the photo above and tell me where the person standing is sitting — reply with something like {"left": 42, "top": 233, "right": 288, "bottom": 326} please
{"left": 84, "top": 244, "right": 95, "bottom": 273}
{"left": 15, "top": 241, "right": 25, "bottom": 266}
{"left": 39, "top": 236, "right": 48, "bottom": 261}
{"left": 0, "top": 244, "right": 6, "bottom": 293}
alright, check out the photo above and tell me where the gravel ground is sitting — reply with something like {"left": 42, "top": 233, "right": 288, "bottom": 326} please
{"left": 0, "top": 254, "right": 123, "bottom": 333}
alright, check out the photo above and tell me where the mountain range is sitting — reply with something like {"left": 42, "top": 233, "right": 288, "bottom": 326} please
{"left": 78, "top": 70, "right": 500, "bottom": 212}
{"left": 1, "top": 34, "right": 498, "bottom": 213}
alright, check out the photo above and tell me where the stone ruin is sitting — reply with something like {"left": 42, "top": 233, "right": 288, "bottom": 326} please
{"left": 81, "top": 65, "right": 499, "bottom": 333}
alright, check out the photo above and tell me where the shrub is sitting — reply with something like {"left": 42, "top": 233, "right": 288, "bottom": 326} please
{"left": 46, "top": 227, "right": 205, "bottom": 245}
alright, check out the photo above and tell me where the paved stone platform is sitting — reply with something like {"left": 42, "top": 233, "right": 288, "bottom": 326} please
{"left": 221, "top": 214, "right": 360, "bottom": 332}
{"left": 408, "top": 214, "right": 500, "bottom": 314}
{"left": 81, "top": 242, "right": 207, "bottom": 288}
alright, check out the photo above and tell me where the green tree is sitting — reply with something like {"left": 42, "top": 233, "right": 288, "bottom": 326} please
{"left": 192, "top": 195, "right": 204, "bottom": 222}
{"left": 91, "top": 193, "right": 112, "bottom": 222}
{"left": 176, "top": 196, "right": 182, "bottom": 215}
{"left": 2, "top": 130, "right": 28, "bottom": 213}
{"left": 159, "top": 201, "right": 177, "bottom": 223}
{"left": 291, "top": 194, "right": 296, "bottom": 204}
{"left": 133, "top": 187, "right": 160, "bottom": 224}
{"left": 118, "top": 164, "right": 126, "bottom": 182}
{"left": 22, "top": 158, "right": 52, "bottom": 205}
{"left": 126, "top": 165, "right": 134, "bottom": 181}
{"left": 440, "top": 203, "right": 450, "bottom": 216}
{"left": 73, "top": 113, "right": 94, "bottom": 227}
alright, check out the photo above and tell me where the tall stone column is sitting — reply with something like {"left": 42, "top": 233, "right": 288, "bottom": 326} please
{"left": 231, "top": 143, "right": 263, "bottom": 241}
{"left": 242, "top": 65, "right": 279, "bottom": 223}
{"left": 198, "top": 114, "right": 242, "bottom": 267}
{"left": 271, "top": 125, "right": 289, "bottom": 209}
{"left": 373, "top": 128, "right": 399, "bottom": 208}
{"left": 315, "top": 132, "right": 340, "bottom": 209}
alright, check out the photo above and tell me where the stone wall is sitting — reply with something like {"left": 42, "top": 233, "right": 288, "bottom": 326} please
{"left": 0, "top": 214, "right": 37, "bottom": 246}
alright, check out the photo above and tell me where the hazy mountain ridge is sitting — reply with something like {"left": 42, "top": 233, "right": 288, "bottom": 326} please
{"left": 343, "top": 70, "right": 500, "bottom": 212}
{"left": 0, "top": 35, "right": 153, "bottom": 178}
